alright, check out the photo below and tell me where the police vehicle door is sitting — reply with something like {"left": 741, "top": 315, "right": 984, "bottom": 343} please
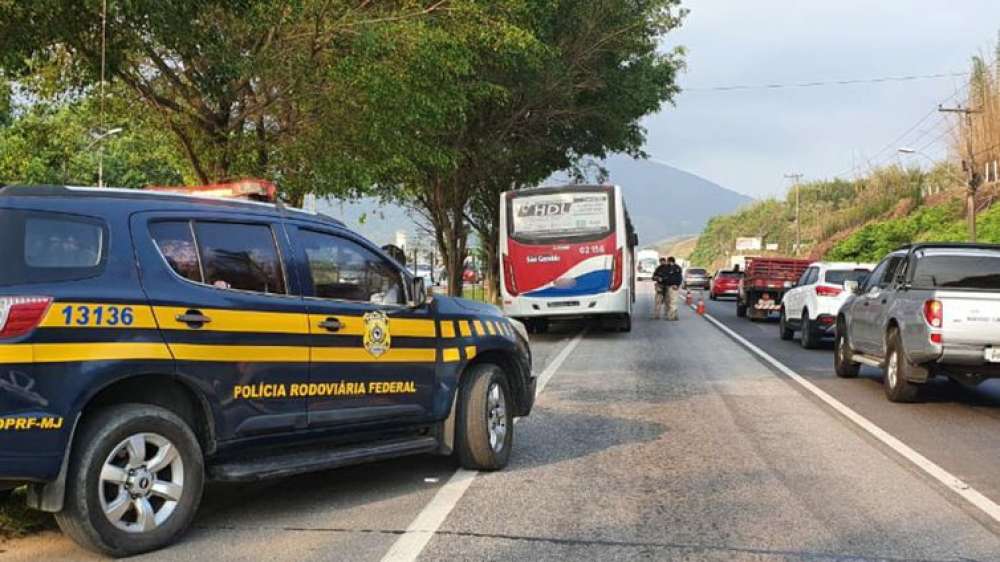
{"left": 133, "top": 213, "right": 310, "bottom": 440}
{"left": 288, "top": 225, "right": 436, "bottom": 429}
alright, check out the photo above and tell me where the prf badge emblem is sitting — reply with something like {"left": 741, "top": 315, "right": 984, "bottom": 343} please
{"left": 363, "top": 311, "right": 391, "bottom": 358}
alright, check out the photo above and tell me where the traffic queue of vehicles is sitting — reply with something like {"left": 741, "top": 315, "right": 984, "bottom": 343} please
{"left": 0, "top": 184, "right": 534, "bottom": 557}
{"left": 710, "top": 244, "right": 1000, "bottom": 404}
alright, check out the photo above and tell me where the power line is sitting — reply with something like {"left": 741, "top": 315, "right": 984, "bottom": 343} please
{"left": 684, "top": 71, "right": 968, "bottom": 92}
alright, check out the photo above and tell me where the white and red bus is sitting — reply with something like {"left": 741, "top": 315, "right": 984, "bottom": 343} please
{"left": 499, "top": 184, "right": 636, "bottom": 333}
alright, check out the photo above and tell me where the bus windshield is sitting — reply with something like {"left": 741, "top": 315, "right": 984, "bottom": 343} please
{"left": 509, "top": 189, "right": 613, "bottom": 243}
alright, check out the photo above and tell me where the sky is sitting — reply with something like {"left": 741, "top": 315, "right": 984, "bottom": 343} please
{"left": 644, "top": 0, "right": 1000, "bottom": 199}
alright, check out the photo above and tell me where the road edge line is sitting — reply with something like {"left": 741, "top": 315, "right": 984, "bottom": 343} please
{"left": 380, "top": 329, "right": 587, "bottom": 562}
{"left": 697, "top": 309, "right": 1000, "bottom": 526}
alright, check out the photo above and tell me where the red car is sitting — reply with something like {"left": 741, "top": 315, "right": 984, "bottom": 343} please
{"left": 710, "top": 270, "right": 743, "bottom": 300}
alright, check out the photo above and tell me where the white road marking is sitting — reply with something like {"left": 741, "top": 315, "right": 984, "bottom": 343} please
{"left": 697, "top": 308, "right": 1000, "bottom": 525}
{"left": 381, "top": 329, "right": 587, "bottom": 562}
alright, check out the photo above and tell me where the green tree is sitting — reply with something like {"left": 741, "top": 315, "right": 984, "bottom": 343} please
{"left": 0, "top": 93, "right": 185, "bottom": 187}
{"left": 0, "top": 0, "right": 454, "bottom": 200}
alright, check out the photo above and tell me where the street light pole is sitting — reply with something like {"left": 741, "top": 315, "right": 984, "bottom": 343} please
{"left": 785, "top": 173, "right": 804, "bottom": 255}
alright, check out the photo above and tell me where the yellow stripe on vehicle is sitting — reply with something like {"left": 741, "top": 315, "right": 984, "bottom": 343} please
{"left": 390, "top": 318, "right": 438, "bottom": 338}
{"left": 169, "top": 344, "right": 309, "bottom": 363}
{"left": 442, "top": 348, "right": 461, "bottom": 362}
{"left": 0, "top": 346, "right": 33, "bottom": 364}
{"left": 460, "top": 321, "right": 473, "bottom": 337}
{"left": 157, "top": 307, "right": 310, "bottom": 334}
{"left": 306, "top": 315, "right": 437, "bottom": 338}
{"left": 439, "top": 321, "right": 456, "bottom": 338}
{"left": 312, "top": 347, "right": 437, "bottom": 363}
{"left": 33, "top": 343, "right": 173, "bottom": 363}
{"left": 474, "top": 320, "right": 486, "bottom": 336}
{"left": 465, "top": 346, "right": 477, "bottom": 360}
{"left": 40, "top": 303, "right": 159, "bottom": 329}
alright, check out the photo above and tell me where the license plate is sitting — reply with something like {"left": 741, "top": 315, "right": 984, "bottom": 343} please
{"left": 985, "top": 348, "right": 1000, "bottom": 363}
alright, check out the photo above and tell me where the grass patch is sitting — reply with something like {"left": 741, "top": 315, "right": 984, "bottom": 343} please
{"left": 0, "top": 487, "right": 55, "bottom": 539}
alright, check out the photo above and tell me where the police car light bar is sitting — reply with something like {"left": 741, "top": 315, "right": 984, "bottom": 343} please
{"left": 145, "top": 179, "right": 278, "bottom": 202}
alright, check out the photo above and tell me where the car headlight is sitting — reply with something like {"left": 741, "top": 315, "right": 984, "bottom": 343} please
{"left": 509, "top": 318, "right": 529, "bottom": 343}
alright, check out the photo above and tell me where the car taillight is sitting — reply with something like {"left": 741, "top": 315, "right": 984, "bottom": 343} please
{"left": 0, "top": 297, "right": 53, "bottom": 339}
{"left": 502, "top": 255, "right": 518, "bottom": 296}
{"left": 610, "top": 248, "right": 624, "bottom": 291}
{"left": 815, "top": 285, "right": 842, "bottom": 297}
{"left": 923, "top": 299, "right": 943, "bottom": 328}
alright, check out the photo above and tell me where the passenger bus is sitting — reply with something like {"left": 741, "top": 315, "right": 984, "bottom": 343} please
{"left": 499, "top": 184, "right": 637, "bottom": 333}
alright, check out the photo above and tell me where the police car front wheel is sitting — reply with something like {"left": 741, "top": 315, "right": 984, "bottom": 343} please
{"left": 55, "top": 404, "right": 204, "bottom": 557}
{"left": 456, "top": 364, "right": 514, "bottom": 471}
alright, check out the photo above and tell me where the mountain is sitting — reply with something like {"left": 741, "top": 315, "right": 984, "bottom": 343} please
{"left": 315, "top": 156, "right": 751, "bottom": 249}
{"left": 549, "top": 155, "right": 753, "bottom": 246}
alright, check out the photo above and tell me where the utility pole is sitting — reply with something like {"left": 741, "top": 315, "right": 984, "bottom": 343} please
{"left": 98, "top": 0, "right": 107, "bottom": 187}
{"left": 939, "top": 105, "right": 983, "bottom": 241}
{"left": 785, "top": 173, "right": 804, "bottom": 255}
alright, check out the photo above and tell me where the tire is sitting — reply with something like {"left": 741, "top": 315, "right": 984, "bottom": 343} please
{"left": 884, "top": 330, "right": 921, "bottom": 403}
{"left": 800, "top": 311, "right": 819, "bottom": 349}
{"left": 834, "top": 327, "right": 860, "bottom": 378}
{"left": 55, "top": 404, "right": 204, "bottom": 557}
{"left": 455, "top": 364, "right": 513, "bottom": 471}
{"left": 620, "top": 314, "right": 632, "bottom": 333}
{"left": 779, "top": 309, "right": 794, "bottom": 340}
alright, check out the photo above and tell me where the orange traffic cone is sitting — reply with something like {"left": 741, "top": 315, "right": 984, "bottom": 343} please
{"left": 696, "top": 299, "right": 705, "bottom": 316}
{"left": 685, "top": 290, "right": 693, "bottom": 306}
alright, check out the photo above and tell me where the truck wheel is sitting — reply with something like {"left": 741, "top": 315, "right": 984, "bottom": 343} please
{"left": 779, "top": 310, "right": 794, "bottom": 340}
{"left": 884, "top": 330, "right": 921, "bottom": 403}
{"left": 834, "top": 328, "right": 860, "bottom": 378}
{"left": 455, "top": 364, "right": 513, "bottom": 471}
{"left": 55, "top": 404, "right": 204, "bottom": 557}
{"left": 800, "top": 311, "right": 819, "bottom": 349}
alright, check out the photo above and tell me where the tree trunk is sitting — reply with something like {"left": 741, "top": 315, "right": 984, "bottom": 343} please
{"left": 482, "top": 232, "right": 500, "bottom": 305}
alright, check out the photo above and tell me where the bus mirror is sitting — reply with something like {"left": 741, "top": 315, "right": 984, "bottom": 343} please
{"left": 631, "top": 233, "right": 639, "bottom": 247}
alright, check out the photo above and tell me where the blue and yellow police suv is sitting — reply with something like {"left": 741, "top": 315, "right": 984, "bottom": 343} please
{"left": 0, "top": 184, "right": 533, "bottom": 556}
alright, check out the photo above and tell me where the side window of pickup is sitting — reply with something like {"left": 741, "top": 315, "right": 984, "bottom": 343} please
{"left": 879, "top": 257, "right": 903, "bottom": 289}
{"left": 864, "top": 259, "right": 890, "bottom": 292}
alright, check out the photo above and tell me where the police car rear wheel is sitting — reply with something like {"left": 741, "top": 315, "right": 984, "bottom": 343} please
{"left": 456, "top": 364, "right": 513, "bottom": 471}
{"left": 55, "top": 404, "right": 204, "bottom": 557}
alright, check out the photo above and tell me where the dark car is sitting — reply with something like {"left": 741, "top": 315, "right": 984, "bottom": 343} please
{"left": 0, "top": 185, "right": 534, "bottom": 556}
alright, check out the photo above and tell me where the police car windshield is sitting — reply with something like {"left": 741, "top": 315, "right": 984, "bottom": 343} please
{"left": 509, "top": 189, "right": 613, "bottom": 243}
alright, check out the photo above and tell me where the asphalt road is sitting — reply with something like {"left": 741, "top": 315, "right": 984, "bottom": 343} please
{"left": 3, "top": 284, "right": 1000, "bottom": 561}
{"left": 701, "top": 292, "right": 1000, "bottom": 507}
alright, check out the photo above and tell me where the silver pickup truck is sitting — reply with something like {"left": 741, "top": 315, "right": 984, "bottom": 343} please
{"left": 835, "top": 243, "right": 1000, "bottom": 402}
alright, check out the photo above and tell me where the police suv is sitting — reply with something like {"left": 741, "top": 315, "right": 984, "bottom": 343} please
{"left": 0, "top": 185, "right": 534, "bottom": 556}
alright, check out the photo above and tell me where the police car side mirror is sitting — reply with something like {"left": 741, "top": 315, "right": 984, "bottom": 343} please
{"left": 409, "top": 276, "right": 428, "bottom": 308}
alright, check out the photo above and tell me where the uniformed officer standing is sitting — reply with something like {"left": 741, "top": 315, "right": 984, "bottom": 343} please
{"left": 653, "top": 256, "right": 683, "bottom": 321}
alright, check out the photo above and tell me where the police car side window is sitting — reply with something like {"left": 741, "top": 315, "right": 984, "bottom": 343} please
{"left": 150, "top": 221, "right": 203, "bottom": 283}
{"left": 299, "top": 230, "right": 405, "bottom": 305}
{"left": 194, "top": 222, "right": 286, "bottom": 294}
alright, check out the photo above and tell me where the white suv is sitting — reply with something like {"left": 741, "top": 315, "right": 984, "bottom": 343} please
{"left": 780, "top": 261, "right": 874, "bottom": 348}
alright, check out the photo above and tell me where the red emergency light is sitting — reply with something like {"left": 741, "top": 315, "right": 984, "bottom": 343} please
{"left": 145, "top": 179, "right": 278, "bottom": 202}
